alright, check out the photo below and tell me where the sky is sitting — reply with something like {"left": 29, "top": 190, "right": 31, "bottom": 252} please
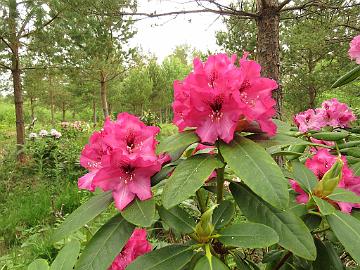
{"left": 130, "top": 0, "right": 228, "bottom": 62}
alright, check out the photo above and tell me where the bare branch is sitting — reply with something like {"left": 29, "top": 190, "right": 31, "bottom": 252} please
{"left": 0, "top": 35, "right": 13, "bottom": 52}
{"left": 21, "top": 12, "right": 61, "bottom": 38}
{"left": 277, "top": 0, "right": 292, "bottom": 11}
{"left": 17, "top": 7, "right": 36, "bottom": 38}
{"left": 337, "top": 24, "right": 360, "bottom": 32}
{"left": 0, "top": 61, "right": 11, "bottom": 70}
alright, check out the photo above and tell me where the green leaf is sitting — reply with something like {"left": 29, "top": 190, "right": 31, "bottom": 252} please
{"left": 28, "top": 259, "right": 49, "bottom": 270}
{"left": 327, "top": 188, "right": 360, "bottom": 203}
{"left": 75, "top": 214, "right": 134, "bottom": 270}
{"left": 312, "top": 196, "right": 336, "bottom": 215}
{"left": 220, "top": 136, "right": 289, "bottom": 209}
{"left": 230, "top": 183, "right": 316, "bottom": 260}
{"left": 332, "top": 65, "right": 360, "bottom": 88}
{"left": 291, "top": 161, "right": 318, "bottom": 192}
{"left": 52, "top": 192, "right": 113, "bottom": 242}
{"left": 327, "top": 210, "right": 360, "bottom": 264}
{"left": 248, "top": 133, "right": 308, "bottom": 148}
{"left": 231, "top": 251, "right": 252, "bottom": 270}
{"left": 313, "top": 239, "right": 343, "bottom": 270}
{"left": 212, "top": 200, "right": 235, "bottom": 229}
{"left": 157, "top": 130, "right": 199, "bottom": 159}
{"left": 162, "top": 154, "right": 222, "bottom": 209}
{"left": 194, "top": 256, "right": 229, "bottom": 270}
{"left": 127, "top": 245, "right": 194, "bottom": 270}
{"left": 50, "top": 240, "right": 81, "bottom": 270}
{"left": 158, "top": 205, "right": 196, "bottom": 234}
{"left": 121, "top": 198, "right": 155, "bottom": 227}
{"left": 151, "top": 165, "right": 174, "bottom": 186}
{"left": 351, "top": 162, "right": 360, "bottom": 176}
{"left": 218, "top": 223, "right": 279, "bottom": 248}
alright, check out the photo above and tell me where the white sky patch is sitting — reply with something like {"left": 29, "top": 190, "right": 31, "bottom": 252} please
{"left": 131, "top": 0, "right": 228, "bottom": 61}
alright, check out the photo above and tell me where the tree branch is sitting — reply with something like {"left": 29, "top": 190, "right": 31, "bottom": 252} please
{"left": 277, "top": 0, "right": 292, "bottom": 11}
{"left": 0, "top": 61, "right": 11, "bottom": 70}
{"left": 0, "top": 35, "right": 13, "bottom": 52}
{"left": 21, "top": 12, "right": 61, "bottom": 38}
{"left": 17, "top": 7, "right": 36, "bottom": 38}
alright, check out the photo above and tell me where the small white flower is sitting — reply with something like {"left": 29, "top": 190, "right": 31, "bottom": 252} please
{"left": 54, "top": 131, "right": 62, "bottom": 139}
{"left": 39, "top": 130, "right": 48, "bottom": 137}
{"left": 29, "top": 132, "right": 37, "bottom": 139}
{"left": 50, "top": 129, "right": 58, "bottom": 136}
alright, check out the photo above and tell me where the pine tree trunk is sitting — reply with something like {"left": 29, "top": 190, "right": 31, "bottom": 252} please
{"left": 9, "top": 0, "right": 25, "bottom": 161}
{"left": 255, "top": 0, "right": 282, "bottom": 117}
{"left": 30, "top": 97, "right": 35, "bottom": 121}
{"left": 92, "top": 98, "right": 97, "bottom": 127}
{"left": 62, "top": 101, "right": 66, "bottom": 121}
{"left": 100, "top": 72, "right": 109, "bottom": 118}
{"left": 49, "top": 73, "right": 55, "bottom": 126}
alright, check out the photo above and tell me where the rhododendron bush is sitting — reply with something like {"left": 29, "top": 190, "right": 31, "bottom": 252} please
{"left": 46, "top": 49, "right": 360, "bottom": 270}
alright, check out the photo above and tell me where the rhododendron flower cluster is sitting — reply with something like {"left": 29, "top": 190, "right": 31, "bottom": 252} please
{"left": 172, "top": 53, "right": 278, "bottom": 144}
{"left": 349, "top": 35, "right": 360, "bottom": 64}
{"left": 294, "top": 98, "right": 356, "bottom": 133}
{"left": 29, "top": 132, "right": 37, "bottom": 139}
{"left": 108, "top": 228, "right": 152, "bottom": 270}
{"left": 78, "top": 113, "right": 166, "bottom": 210}
{"left": 290, "top": 149, "right": 360, "bottom": 213}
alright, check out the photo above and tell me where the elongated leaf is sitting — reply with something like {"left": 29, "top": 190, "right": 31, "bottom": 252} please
{"left": 313, "top": 239, "right": 343, "bottom": 270}
{"left": 28, "top": 259, "right": 49, "bottom": 270}
{"left": 248, "top": 133, "right": 308, "bottom": 148}
{"left": 121, "top": 198, "right": 155, "bottom": 227}
{"left": 350, "top": 162, "right": 360, "bottom": 176}
{"left": 312, "top": 197, "right": 335, "bottom": 216}
{"left": 327, "top": 211, "right": 360, "bottom": 264}
{"left": 231, "top": 251, "right": 252, "bottom": 270}
{"left": 230, "top": 183, "right": 316, "bottom": 260}
{"left": 220, "top": 136, "right": 289, "bottom": 209}
{"left": 158, "top": 205, "right": 196, "bottom": 234}
{"left": 127, "top": 245, "right": 194, "bottom": 270}
{"left": 50, "top": 240, "right": 81, "bottom": 270}
{"left": 332, "top": 65, "right": 360, "bottom": 88}
{"left": 218, "top": 223, "right": 279, "bottom": 248}
{"left": 75, "top": 214, "right": 134, "bottom": 270}
{"left": 291, "top": 161, "right": 318, "bottom": 192}
{"left": 162, "top": 154, "right": 222, "bottom": 209}
{"left": 157, "top": 130, "right": 199, "bottom": 158}
{"left": 151, "top": 165, "right": 175, "bottom": 186}
{"left": 327, "top": 188, "right": 360, "bottom": 203}
{"left": 53, "top": 192, "right": 113, "bottom": 242}
{"left": 212, "top": 200, "right": 235, "bottom": 229}
{"left": 194, "top": 256, "right": 229, "bottom": 270}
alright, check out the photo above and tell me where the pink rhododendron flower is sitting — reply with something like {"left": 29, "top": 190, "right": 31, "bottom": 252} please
{"left": 320, "top": 98, "right": 356, "bottom": 128}
{"left": 294, "top": 99, "right": 356, "bottom": 133}
{"left": 172, "top": 53, "right": 278, "bottom": 144}
{"left": 290, "top": 149, "right": 360, "bottom": 213}
{"left": 109, "top": 228, "right": 152, "bottom": 270}
{"left": 349, "top": 35, "right": 360, "bottom": 64}
{"left": 293, "top": 109, "right": 326, "bottom": 133}
{"left": 78, "top": 114, "right": 164, "bottom": 210}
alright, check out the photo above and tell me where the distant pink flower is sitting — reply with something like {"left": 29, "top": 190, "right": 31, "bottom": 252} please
{"left": 172, "top": 53, "right": 278, "bottom": 144}
{"left": 320, "top": 98, "right": 356, "bottom": 128}
{"left": 290, "top": 149, "right": 360, "bottom": 213}
{"left": 294, "top": 99, "right": 356, "bottom": 132}
{"left": 78, "top": 114, "right": 164, "bottom": 210}
{"left": 349, "top": 35, "right": 360, "bottom": 64}
{"left": 109, "top": 228, "right": 152, "bottom": 270}
{"left": 293, "top": 109, "right": 325, "bottom": 133}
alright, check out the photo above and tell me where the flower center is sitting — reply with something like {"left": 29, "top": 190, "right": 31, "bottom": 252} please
{"left": 209, "top": 96, "right": 224, "bottom": 122}
{"left": 122, "top": 164, "right": 135, "bottom": 184}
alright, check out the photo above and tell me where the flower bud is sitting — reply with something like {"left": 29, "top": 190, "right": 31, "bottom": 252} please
{"left": 195, "top": 204, "right": 217, "bottom": 243}
{"left": 313, "top": 158, "right": 343, "bottom": 197}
